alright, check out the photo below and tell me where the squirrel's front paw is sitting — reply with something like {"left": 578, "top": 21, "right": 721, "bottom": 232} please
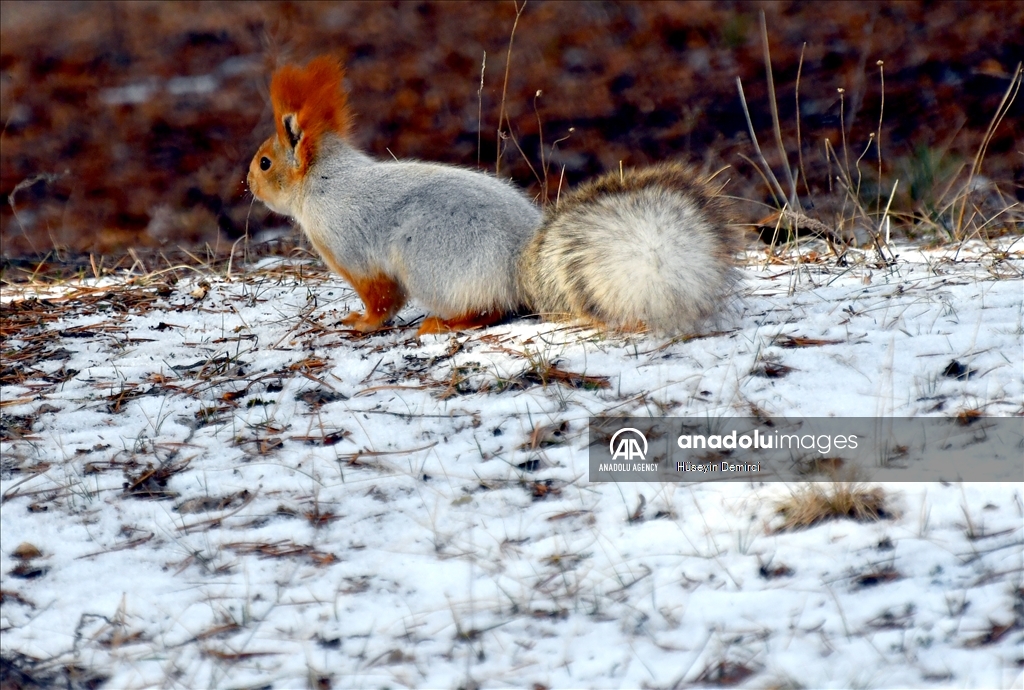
{"left": 341, "top": 311, "right": 387, "bottom": 333}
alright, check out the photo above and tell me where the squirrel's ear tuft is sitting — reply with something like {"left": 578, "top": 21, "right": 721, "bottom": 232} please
{"left": 270, "top": 55, "right": 351, "bottom": 173}
{"left": 282, "top": 113, "right": 302, "bottom": 150}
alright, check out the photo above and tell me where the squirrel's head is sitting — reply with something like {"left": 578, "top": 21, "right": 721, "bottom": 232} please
{"left": 248, "top": 55, "right": 351, "bottom": 215}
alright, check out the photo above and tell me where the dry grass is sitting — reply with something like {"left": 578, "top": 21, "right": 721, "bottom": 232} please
{"left": 772, "top": 483, "right": 895, "bottom": 533}
{"left": 737, "top": 10, "right": 1022, "bottom": 261}
{"left": 1, "top": 247, "right": 1020, "bottom": 686}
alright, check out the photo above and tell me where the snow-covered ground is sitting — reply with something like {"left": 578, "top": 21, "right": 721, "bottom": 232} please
{"left": 1, "top": 239, "right": 1022, "bottom": 689}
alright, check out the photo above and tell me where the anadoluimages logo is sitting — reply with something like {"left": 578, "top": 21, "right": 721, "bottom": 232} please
{"left": 609, "top": 428, "right": 648, "bottom": 461}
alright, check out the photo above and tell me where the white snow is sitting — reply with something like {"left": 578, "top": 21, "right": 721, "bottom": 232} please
{"left": 1, "top": 239, "right": 1022, "bottom": 689}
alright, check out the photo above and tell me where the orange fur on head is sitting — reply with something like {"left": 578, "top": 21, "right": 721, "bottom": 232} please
{"left": 269, "top": 55, "right": 351, "bottom": 173}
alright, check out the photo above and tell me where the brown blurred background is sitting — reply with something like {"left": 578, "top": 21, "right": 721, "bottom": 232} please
{"left": 1, "top": 1, "right": 1021, "bottom": 266}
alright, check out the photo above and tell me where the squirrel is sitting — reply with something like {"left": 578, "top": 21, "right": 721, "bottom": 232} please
{"left": 248, "top": 56, "right": 739, "bottom": 336}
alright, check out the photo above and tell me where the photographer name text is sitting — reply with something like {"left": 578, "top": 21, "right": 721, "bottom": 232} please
{"left": 595, "top": 462, "right": 763, "bottom": 473}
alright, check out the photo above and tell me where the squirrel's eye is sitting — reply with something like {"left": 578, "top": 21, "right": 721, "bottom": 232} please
{"left": 259, "top": 156, "right": 271, "bottom": 171}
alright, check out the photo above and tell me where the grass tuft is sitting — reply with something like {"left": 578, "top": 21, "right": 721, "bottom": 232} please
{"left": 773, "top": 483, "right": 894, "bottom": 533}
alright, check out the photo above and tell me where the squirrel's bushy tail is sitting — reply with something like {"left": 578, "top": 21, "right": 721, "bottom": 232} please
{"left": 519, "top": 162, "right": 739, "bottom": 334}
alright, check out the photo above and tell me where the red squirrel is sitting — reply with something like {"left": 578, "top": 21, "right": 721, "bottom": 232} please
{"left": 248, "top": 56, "right": 738, "bottom": 336}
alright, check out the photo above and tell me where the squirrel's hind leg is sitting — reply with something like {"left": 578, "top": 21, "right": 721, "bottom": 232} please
{"left": 340, "top": 272, "right": 407, "bottom": 332}
{"left": 416, "top": 309, "right": 506, "bottom": 336}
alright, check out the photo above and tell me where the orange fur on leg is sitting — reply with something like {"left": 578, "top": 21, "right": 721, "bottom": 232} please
{"left": 416, "top": 310, "right": 506, "bottom": 336}
{"left": 340, "top": 272, "right": 407, "bottom": 332}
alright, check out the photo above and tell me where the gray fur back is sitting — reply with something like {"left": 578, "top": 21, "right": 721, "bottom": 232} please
{"left": 298, "top": 138, "right": 542, "bottom": 318}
